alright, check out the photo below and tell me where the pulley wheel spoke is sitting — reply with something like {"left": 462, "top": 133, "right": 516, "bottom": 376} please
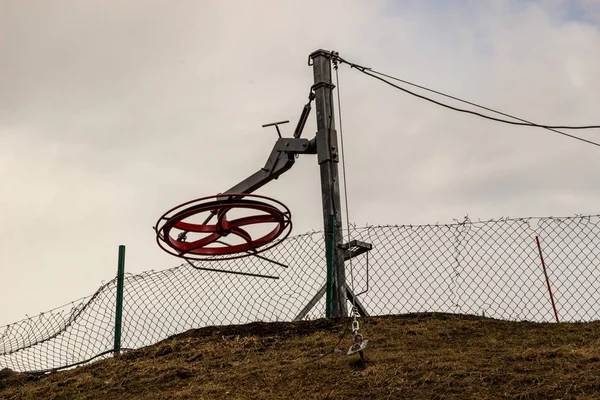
{"left": 155, "top": 193, "right": 293, "bottom": 261}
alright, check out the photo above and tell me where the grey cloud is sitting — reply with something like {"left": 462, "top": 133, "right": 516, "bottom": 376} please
{"left": 1, "top": 0, "right": 600, "bottom": 325}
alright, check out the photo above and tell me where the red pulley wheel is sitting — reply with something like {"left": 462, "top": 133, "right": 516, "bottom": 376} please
{"left": 154, "top": 193, "right": 292, "bottom": 261}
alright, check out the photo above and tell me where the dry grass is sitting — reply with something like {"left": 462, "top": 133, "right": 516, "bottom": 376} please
{"left": 2, "top": 313, "right": 600, "bottom": 399}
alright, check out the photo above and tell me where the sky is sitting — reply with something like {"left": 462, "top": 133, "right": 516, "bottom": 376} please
{"left": 1, "top": 0, "right": 600, "bottom": 326}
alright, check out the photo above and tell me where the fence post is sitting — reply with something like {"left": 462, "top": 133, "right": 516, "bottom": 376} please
{"left": 114, "top": 245, "right": 126, "bottom": 354}
{"left": 535, "top": 236, "right": 559, "bottom": 323}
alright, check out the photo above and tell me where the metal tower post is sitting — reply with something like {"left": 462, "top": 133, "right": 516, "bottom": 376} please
{"left": 310, "top": 49, "right": 347, "bottom": 318}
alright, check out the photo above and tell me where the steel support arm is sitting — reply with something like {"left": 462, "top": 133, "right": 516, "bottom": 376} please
{"left": 224, "top": 137, "right": 316, "bottom": 196}
{"left": 221, "top": 86, "right": 317, "bottom": 197}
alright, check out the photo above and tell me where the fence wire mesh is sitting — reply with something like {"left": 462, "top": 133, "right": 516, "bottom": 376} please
{"left": 2, "top": 214, "right": 600, "bottom": 373}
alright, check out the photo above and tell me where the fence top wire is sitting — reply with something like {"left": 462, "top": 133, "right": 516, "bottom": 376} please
{"left": 0, "top": 281, "right": 112, "bottom": 331}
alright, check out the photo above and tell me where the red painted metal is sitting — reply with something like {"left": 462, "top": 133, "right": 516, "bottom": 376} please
{"left": 536, "top": 236, "right": 560, "bottom": 323}
{"left": 155, "top": 193, "right": 292, "bottom": 261}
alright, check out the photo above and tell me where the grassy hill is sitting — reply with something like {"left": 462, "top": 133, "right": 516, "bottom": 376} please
{"left": 2, "top": 313, "right": 600, "bottom": 399}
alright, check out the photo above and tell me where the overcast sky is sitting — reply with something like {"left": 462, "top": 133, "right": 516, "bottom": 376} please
{"left": 1, "top": 0, "right": 600, "bottom": 326}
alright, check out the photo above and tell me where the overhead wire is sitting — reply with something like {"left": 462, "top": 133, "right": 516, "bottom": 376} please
{"left": 333, "top": 60, "right": 358, "bottom": 315}
{"left": 334, "top": 55, "right": 600, "bottom": 148}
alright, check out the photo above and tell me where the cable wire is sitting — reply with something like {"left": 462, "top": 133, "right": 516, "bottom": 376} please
{"left": 301, "top": 317, "right": 352, "bottom": 364}
{"left": 335, "top": 55, "right": 600, "bottom": 148}
{"left": 333, "top": 61, "right": 358, "bottom": 313}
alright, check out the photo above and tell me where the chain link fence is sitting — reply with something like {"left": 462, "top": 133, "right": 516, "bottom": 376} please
{"left": 2, "top": 214, "right": 600, "bottom": 373}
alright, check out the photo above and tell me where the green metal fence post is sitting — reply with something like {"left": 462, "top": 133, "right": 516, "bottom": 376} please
{"left": 114, "top": 245, "right": 126, "bottom": 355}
{"left": 326, "top": 215, "right": 335, "bottom": 318}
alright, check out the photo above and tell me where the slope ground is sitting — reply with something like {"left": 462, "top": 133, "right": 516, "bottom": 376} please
{"left": 2, "top": 313, "right": 600, "bottom": 399}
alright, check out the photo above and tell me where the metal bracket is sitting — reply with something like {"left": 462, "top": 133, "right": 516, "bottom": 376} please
{"left": 340, "top": 240, "right": 372, "bottom": 301}
{"left": 316, "top": 128, "right": 338, "bottom": 164}
{"left": 261, "top": 143, "right": 294, "bottom": 175}
{"left": 340, "top": 240, "right": 373, "bottom": 261}
{"left": 311, "top": 82, "right": 336, "bottom": 91}
{"left": 274, "top": 138, "right": 312, "bottom": 153}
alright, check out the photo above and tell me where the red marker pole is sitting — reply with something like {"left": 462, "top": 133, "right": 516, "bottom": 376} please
{"left": 535, "top": 236, "right": 559, "bottom": 323}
